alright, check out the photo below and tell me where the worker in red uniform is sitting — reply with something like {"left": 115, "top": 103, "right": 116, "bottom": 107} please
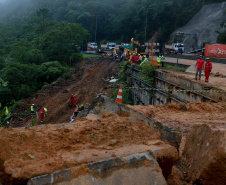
{"left": 131, "top": 53, "right": 139, "bottom": 64}
{"left": 195, "top": 55, "right": 204, "bottom": 80}
{"left": 73, "top": 95, "right": 78, "bottom": 106}
{"left": 40, "top": 107, "right": 45, "bottom": 122}
{"left": 204, "top": 58, "right": 212, "bottom": 82}
{"left": 72, "top": 105, "right": 79, "bottom": 120}
{"left": 70, "top": 94, "right": 74, "bottom": 105}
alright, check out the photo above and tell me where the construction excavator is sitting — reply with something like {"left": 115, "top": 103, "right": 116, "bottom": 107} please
{"left": 128, "top": 38, "right": 159, "bottom": 66}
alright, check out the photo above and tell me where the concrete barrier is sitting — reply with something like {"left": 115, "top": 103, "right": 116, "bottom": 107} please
{"left": 28, "top": 152, "right": 167, "bottom": 185}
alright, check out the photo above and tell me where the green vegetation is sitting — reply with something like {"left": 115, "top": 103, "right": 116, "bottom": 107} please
{"left": 0, "top": 7, "right": 89, "bottom": 107}
{"left": 0, "top": 0, "right": 224, "bottom": 107}
{"left": 0, "top": 0, "right": 223, "bottom": 43}
{"left": 139, "top": 63, "right": 156, "bottom": 83}
{"left": 165, "top": 64, "right": 186, "bottom": 72}
{"left": 82, "top": 53, "right": 102, "bottom": 58}
{"left": 111, "top": 61, "right": 133, "bottom": 105}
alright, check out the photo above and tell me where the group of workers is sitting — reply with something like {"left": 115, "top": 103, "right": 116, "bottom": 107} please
{"left": 30, "top": 104, "right": 47, "bottom": 122}
{"left": 195, "top": 55, "right": 213, "bottom": 82}
{"left": 128, "top": 52, "right": 213, "bottom": 82}
{"left": 129, "top": 52, "right": 165, "bottom": 67}
{"left": 30, "top": 94, "right": 78, "bottom": 124}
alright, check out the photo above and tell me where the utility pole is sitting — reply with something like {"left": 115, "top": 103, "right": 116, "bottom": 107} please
{"left": 144, "top": 9, "right": 148, "bottom": 44}
{"left": 95, "top": 15, "right": 99, "bottom": 43}
{"left": 144, "top": 8, "right": 152, "bottom": 44}
{"left": 200, "top": 0, "right": 205, "bottom": 49}
{"left": 176, "top": 31, "right": 184, "bottom": 66}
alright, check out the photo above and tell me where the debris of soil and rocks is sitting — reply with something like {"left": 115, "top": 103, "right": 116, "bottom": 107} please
{"left": 12, "top": 57, "right": 120, "bottom": 127}
{"left": 0, "top": 112, "right": 177, "bottom": 184}
{"left": 127, "top": 102, "right": 226, "bottom": 185}
{"left": 3, "top": 57, "right": 226, "bottom": 185}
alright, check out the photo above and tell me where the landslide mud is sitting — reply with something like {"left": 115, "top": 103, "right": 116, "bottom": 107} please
{"left": 13, "top": 57, "right": 120, "bottom": 127}
{"left": 128, "top": 102, "right": 226, "bottom": 184}
{"left": 0, "top": 113, "right": 177, "bottom": 184}
{"left": 127, "top": 102, "right": 226, "bottom": 134}
{"left": 181, "top": 124, "right": 226, "bottom": 185}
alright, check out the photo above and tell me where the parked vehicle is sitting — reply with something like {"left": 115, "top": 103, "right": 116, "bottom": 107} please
{"left": 165, "top": 43, "right": 184, "bottom": 54}
{"left": 106, "top": 43, "right": 116, "bottom": 50}
{"left": 87, "top": 42, "right": 98, "bottom": 50}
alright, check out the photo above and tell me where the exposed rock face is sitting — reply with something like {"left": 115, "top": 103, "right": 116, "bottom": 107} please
{"left": 168, "top": 2, "right": 226, "bottom": 52}
{"left": 181, "top": 124, "right": 226, "bottom": 185}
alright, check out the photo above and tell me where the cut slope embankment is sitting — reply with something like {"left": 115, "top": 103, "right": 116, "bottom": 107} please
{"left": 13, "top": 57, "right": 120, "bottom": 127}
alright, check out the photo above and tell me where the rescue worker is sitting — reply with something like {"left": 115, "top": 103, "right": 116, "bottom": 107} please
{"left": 195, "top": 55, "right": 204, "bottom": 80}
{"left": 135, "top": 54, "right": 141, "bottom": 65}
{"left": 131, "top": 53, "right": 139, "bottom": 64}
{"left": 129, "top": 53, "right": 133, "bottom": 63}
{"left": 40, "top": 107, "right": 45, "bottom": 122}
{"left": 157, "top": 56, "right": 161, "bottom": 67}
{"left": 31, "top": 104, "right": 35, "bottom": 117}
{"left": 44, "top": 107, "right": 47, "bottom": 117}
{"left": 160, "top": 55, "right": 165, "bottom": 67}
{"left": 72, "top": 105, "right": 79, "bottom": 119}
{"left": 140, "top": 55, "right": 149, "bottom": 67}
{"left": 204, "top": 58, "right": 212, "bottom": 82}
{"left": 70, "top": 94, "right": 74, "bottom": 106}
{"left": 119, "top": 45, "right": 124, "bottom": 54}
{"left": 73, "top": 95, "right": 78, "bottom": 106}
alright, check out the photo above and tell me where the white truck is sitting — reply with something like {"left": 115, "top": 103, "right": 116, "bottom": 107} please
{"left": 165, "top": 43, "right": 184, "bottom": 54}
{"left": 106, "top": 43, "right": 116, "bottom": 50}
{"left": 87, "top": 42, "right": 98, "bottom": 50}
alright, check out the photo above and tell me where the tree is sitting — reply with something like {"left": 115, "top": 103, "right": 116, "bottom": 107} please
{"left": 41, "top": 22, "right": 89, "bottom": 64}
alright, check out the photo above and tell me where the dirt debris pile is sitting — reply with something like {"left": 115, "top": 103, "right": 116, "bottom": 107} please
{"left": 0, "top": 112, "right": 177, "bottom": 184}
{"left": 127, "top": 102, "right": 226, "bottom": 133}
{"left": 127, "top": 102, "right": 226, "bottom": 185}
{"left": 181, "top": 124, "right": 226, "bottom": 185}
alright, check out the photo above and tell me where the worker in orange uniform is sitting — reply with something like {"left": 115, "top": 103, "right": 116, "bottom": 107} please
{"left": 195, "top": 55, "right": 204, "bottom": 80}
{"left": 73, "top": 95, "right": 78, "bottom": 106}
{"left": 204, "top": 58, "right": 212, "bottom": 82}
{"left": 40, "top": 107, "right": 45, "bottom": 122}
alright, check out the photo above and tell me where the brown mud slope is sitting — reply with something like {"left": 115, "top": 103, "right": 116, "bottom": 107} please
{"left": 0, "top": 113, "right": 177, "bottom": 184}
{"left": 181, "top": 124, "right": 226, "bottom": 185}
{"left": 127, "top": 102, "right": 226, "bottom": 185}
{"left": 127, "top": 102, "right": 226, "bottom": 133}
{"left": 13, "top": 57, "right": 120, "bottom": 127}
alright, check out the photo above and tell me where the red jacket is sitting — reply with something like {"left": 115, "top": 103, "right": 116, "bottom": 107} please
{"left": 73, "top": 96, "right": 78, "bottom": 104}
{"left": 131, "top": 55, "right": 139, "bottom": 63}
{"left": 205, "top": 61, "right": 212, "bottom": 73}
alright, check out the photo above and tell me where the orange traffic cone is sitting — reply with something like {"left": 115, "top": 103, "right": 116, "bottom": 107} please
{"left": 116, "top": 85, "right": 123, "bottom": 104}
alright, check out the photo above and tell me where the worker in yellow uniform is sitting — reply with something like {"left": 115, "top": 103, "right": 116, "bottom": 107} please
{"left": 140, "top": 55, "right": 149, "bottom": 67}
{"left": 160, "top": 55, "right": 165, "bottom": 67}
{"left": 157, "top": 56, "right": 161, "bottom": 68}
{"left": 44, "top": 107, "right": 47, "bottom": 117}
{"left": 31, "top": 104, "right": 35, "bottom": 117}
